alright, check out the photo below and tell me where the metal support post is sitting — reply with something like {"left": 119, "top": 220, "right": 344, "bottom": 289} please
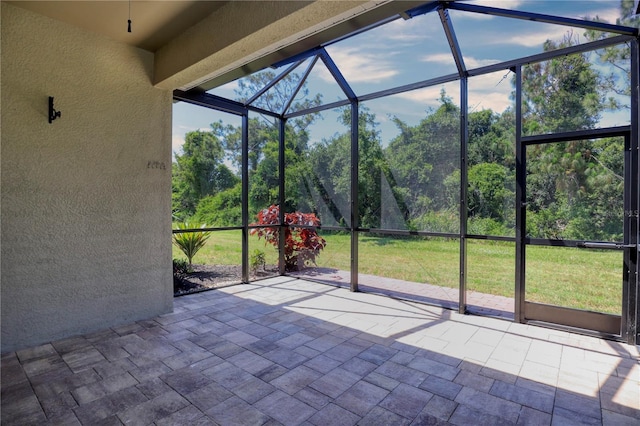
{"left": 279, "top": 118, "right": 287, "bottom": 275}
{"left": 241, "top": 114, "right": 250, "bottom": 283}
{"left": 459, "top": 77, "right": 468, "bottom": 314}
{"left": 514, "top": 65, "right": 526, "bottom": 323}
{"left": 351, "top": 101, "right": 359, "bottom": 292}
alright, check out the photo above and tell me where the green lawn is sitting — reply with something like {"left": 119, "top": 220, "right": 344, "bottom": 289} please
{"left": 173, "top": 230, "right": 622, "bottom": 314}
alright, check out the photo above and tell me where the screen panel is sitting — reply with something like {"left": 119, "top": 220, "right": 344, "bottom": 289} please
{"left": 358, "top": 233, "right": 459, "bottom": 308}
{"left": 361, "top": 82, "right": 461, "bottom": 232}
{"left": 466, "top": 240, "right": 514, "bottom": 318}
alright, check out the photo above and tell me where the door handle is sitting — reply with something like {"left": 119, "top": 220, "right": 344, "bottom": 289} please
{"left": 576, "top": 242, "right": 631, "bottom": 250}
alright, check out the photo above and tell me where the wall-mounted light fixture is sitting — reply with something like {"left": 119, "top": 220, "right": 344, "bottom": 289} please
{"left": 48, "top": 96, "right": 61, "bottom": 124}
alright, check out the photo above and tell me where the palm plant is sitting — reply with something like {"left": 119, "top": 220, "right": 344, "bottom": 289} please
{"left": 172, "top": 222, "right": 212, "bottom": 267}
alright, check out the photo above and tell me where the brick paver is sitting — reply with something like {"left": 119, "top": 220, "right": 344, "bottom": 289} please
{"left": 1, "top": 277, "right": 638, "bottom": 425}
{"left": 291, "top": 268, "right": 515, "bottom": 319}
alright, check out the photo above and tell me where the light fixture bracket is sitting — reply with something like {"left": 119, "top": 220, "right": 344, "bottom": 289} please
{"left": 48, "top": 96, "right": 61, "bottom": 124}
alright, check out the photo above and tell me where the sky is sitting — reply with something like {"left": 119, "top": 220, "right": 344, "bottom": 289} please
{"left": 173, "top": 0, "right": 632, "bottom": 156}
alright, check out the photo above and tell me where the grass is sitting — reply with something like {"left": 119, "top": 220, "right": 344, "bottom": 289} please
{"left": 173, "top": 229, "right": 622, "bottom": 315}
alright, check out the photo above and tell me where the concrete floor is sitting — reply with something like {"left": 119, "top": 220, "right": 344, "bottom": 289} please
{"left": 1, "top": 277, "right": 638, "bottom": 425}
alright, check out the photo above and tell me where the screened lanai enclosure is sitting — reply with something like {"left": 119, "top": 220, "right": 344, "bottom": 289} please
{"left": 172, "top": 0, "right": 640, "bottom": 344}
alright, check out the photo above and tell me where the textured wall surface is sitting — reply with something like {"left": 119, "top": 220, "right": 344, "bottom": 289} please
{"left": 1, "top": 3, "right": 173, "bottom": 353}
{"left": 153, "top": 0, "right": 375, "bottom": 90}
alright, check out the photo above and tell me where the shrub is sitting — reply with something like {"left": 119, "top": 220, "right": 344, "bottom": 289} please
{"left": 172, "top": 221, "right": 212, "bottom": 266}
{"left": 173, "top": 258, "right": 192, "bottom": 275}
{"left": 251, "top": 205, "right": 326, "bottom": 271}
{"left": 467, "top": 217, "right": 514, "bottom": 237}
{"left": 410, "top": 210, "right": 459, "bottom": 233}
{"left": 193, "top": 184, "right": 242, "bottom": 226}
{"left": 250, "top": 249, "right": 266, "bottom": 272}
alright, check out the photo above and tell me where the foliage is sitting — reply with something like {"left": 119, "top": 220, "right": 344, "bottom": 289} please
{"left": 516, "top": 26, "right": 626, "bottom": 241}
{"left": 185, "top": 230, "right": 621, "bottom": 314}
{"left": 256, "top": 120, "right": 315, "bottom": 214}
{"left": 173, "top": 258, "right": 192, "bottom": 275}
{"left": 251, "top": 205, "right": 326, "bottom": 271}
{"left": 385, "top": 90, "right": 461, "bottom": 225}
{"left": 172, "top": 129, "right": 239, "bottom": 219}
{"left": 468, "top": 108, "right": 515, "bottom": 169}
{"left": 521, "top": 32, "right": 603, "bottom": 134}
{"left": 353, "top": 108, "right": 389, "bottom": 229}
{"left": 250, "top": 249, "right": 266, "bottom": 272}
{"left": 467, "top": 163, "right": 515, "bottom": 222}
{"left": 410, "top": 210, "right": 459, "bottom": 234}
{"left": 213, "top": 72, "right": 324, "bottom": 218}
{"left": 172, "top": 222, "right": 212, "bottom": 266}
{"left": 468, "top": 217, "right": 514, "bottom": 237}
{"left": 236, "top": 71, "right": 323, "bottom": 131}
{"left": 525, "top": 136, "right": 623, "bottom": 240}
{"left": 193, "top": 183, "right": 242, "bottom": 227}
{"left": 172, "top": 2, "right": 634, "bottom": 245}
{"left": 584, "top": 0, "right": 639, "bottom": 108}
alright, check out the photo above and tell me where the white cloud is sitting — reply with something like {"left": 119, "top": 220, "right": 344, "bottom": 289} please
{"left": 210, "top": 79, "right": 239, "bottom": 98}
{"left": 420, "top": 53, "right": 455, "bottom": 66}
{"left": 456, "top": 2, "right": 617, "bottom": 48}
{"left": 484, "top": 0, "right": 525, "bottom": 9}
{"left": 395, "top": 85, "right": 461, "bottom": 107}
{"left": 391, "top": 70, "right": 514, "bottom": 115}
{"left": 420, "top": 53, "right": 501, "bottom": 69}
{"left": 470, "top": 25, "right": 579, "bottom": 49}
{"left": 469, "top": 72, "right": 514, "bottom": 113}
{"left": 174, "top": 125, "right": 209, "bottom": 134}
{"left": 172, "top": 135, "right": 185, "bottom": 156}
{"left": 508, "top": 26, "right": 577, "bottom": 47}
{"left": 468, "top": 0, "right": 525, "bottom": 10}
{"left": 382, "top": 16, "right": 432, "bottom": 42}
{"left": 322, "top": 46, "right": 399, "bottom": 83}
{"left": 469, "top": 91, "right": 513, "bottom": 113}
{"left": 462, "top": 0, "right": 619, "bottom": 26}
{"left": 465, "top": 56, "right": 502, "bottom": 68}
{"left": 171, "top": 126, "right": 212, "bottom": 157}
{"left": 578, "top": 6, "right": 619, "bottom": 24}
{"left": 451, "top": 0, "right": 525, "bottom": 20}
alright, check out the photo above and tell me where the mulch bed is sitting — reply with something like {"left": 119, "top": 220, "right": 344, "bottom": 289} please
{"left": 173, "top": 264, "right": 278, "bottom": 296}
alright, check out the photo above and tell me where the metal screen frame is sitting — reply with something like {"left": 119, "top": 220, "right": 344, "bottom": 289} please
{"left": 172, "top": 1, "right": 640, "bottom": 344}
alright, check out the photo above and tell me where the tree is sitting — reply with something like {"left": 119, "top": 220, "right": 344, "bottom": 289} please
{"left": 221, "top": 71, "right": 323, "bottom": 171}
{"left": 584, "top": 0, "right": 640, "bottom": 110}
{"left": 172, "top": 130, "right": 239, "bottom": 219}
{"left": 467, "top": 163, "right": 514, "bottom": 221}
{"left": 246, "top": 118, "right": 316, "bottom": 215}
{"left": 519, "top": 31, "right": 624, "bottom": 240}
{"left": 220, "top": 70, "right": 324, "bottom": 216}
{"left": 193, "top": 183, "right": 242, "bottom": 227}
{"left": 522, "top": 32, "right": 604, "bottom": 135}
{"left": 385, "top": 90, "right": 461, "bottom": 229}
{"left": 306, "top": 114, "right": 352, "bottom": 227}
{"left": 251, "top": 205, "right": 326, "bottom": 271}
{"left": 468, "top": 108, "right": 514, "bottom": 169}
{"left": 295, "top": 106, "right": 390, "bottom": 229}
{"left": 173, "top": 68, "right": 324, "bottom": 222}
{"left": 237, "top": 71, "right": 322, "bottom": 128}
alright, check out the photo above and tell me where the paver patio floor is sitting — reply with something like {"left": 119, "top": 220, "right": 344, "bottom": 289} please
{"left": 291, "top": 269, "right": 514, "bottom": 319}
{"left": 2, "top": 277, "right": 638, "bottom": 425}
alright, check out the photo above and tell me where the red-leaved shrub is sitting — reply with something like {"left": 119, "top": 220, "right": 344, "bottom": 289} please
{"left": 251, "top": 205, "right": 327, "bottom": 271}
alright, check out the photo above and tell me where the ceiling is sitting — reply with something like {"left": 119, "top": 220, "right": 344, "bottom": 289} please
{"left": 7, "top": 1, "right": 227, "bottom": 52}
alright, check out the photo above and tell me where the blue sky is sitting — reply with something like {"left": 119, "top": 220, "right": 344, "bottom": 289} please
{"left": 173, "top": 0, "right": 631, "bottom": 155}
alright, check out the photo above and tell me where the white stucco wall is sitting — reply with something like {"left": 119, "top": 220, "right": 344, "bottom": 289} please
{"left": 1, "top": 3, "right": 173, "bottom": 353}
